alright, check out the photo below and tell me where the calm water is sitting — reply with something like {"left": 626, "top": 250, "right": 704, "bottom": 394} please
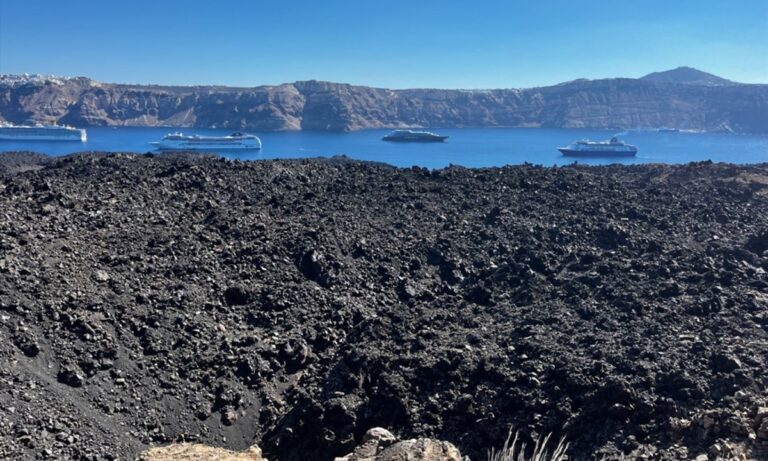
{"left": 1, "top": 127, "right": 767, "bottom": 168}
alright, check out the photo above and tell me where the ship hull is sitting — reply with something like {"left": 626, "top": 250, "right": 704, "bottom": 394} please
{"left": 0, "top": 131, "right": 86, "bottom": 142}
{"left": 382, "top": 136, "right": 448, "bottom": 142}
{"left": 558, "top": 148, "right": 637, "bottom": 157}
{"left": 151, "top": 142, "right": 262, "bottom": 152}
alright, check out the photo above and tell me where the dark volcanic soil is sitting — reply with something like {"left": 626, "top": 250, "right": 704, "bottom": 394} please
{"left": 0, "top": 152, "right": 767, "bottom": 461}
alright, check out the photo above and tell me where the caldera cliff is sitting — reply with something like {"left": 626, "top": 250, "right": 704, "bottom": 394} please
{"left": 1, "top": 67, "right": 766, "bottom": 133}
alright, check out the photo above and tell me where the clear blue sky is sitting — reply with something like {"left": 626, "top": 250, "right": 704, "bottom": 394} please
{"left": 0, "top": 0, "right": 766, "bottom": 88}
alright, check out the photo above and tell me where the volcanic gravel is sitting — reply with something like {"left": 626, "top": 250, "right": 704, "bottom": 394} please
{"left": 0, "top": 152, "right": 767, "bottom": 461}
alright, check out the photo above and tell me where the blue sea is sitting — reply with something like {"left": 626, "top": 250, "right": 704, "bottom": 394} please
{"left": 1, "top": 127, "right": 767, "bottom": 169}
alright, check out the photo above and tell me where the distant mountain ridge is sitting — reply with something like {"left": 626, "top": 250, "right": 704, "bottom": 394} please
{"left": 1, "top": 68, "right": 767, "bottom": 134}
{"left": 640, "top": 67, "right": 734, "bottom": 86}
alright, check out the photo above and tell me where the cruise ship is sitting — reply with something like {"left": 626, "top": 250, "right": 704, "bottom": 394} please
{"left": 0, "top": 122, "right": 86, "bottom": 141}
{"left": 150, "top": 132, "right": 262, "bottom": 151}
{"left": 558, "top": 137, "right": 637, "bottom": 157}
{"left": 382, "top": 130, "right": 449, "bottom": 142}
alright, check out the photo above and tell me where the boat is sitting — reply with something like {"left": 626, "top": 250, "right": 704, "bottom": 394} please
{"left": 382, "top": 130, "right": 449, "bottom": 142}
{"left": 150, "top": 132, "right": 262, "bottom": 151}
{"left": 557, "top": 137, "right": 637, "bottom": 157}
{"left": 0, "top": 122, "right": 86, "bottom": 142}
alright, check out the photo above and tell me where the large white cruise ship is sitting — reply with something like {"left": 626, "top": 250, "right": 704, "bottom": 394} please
{"left": 150, "top": 132, "right": 262, "bottom": 151}
{"left": 558, "top": 137, "right": 637, "bottom": 157}
{"left": 0, "top": 122, "right": 87, "bottom": 142}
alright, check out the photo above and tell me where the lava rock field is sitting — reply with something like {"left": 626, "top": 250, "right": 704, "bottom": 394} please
{"left": 0, "top": 152, "right": 767, "bottom": 460}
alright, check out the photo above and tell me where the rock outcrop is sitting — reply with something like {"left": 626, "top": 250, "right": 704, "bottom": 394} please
{"left": 139, "top": 444, "right": 267, "bottom": 461}
{"left": 2, "top": 69, "right": 767, "bottom": 133}
{"left": 138, "top": 428, "right": 461, "bottom": 461}
{"left": 334, "top": 428, "right": 462, "bottom": 461}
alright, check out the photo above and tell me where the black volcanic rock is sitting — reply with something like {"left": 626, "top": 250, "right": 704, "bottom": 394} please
{"left": 1, "top": 153, "right": 768, "bottom": 460}
{"left": 2, "top": 70, "right": 767, "bottom": 133}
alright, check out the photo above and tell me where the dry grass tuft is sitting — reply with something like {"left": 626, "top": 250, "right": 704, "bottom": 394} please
{"left": 488, "top": 429, "right": 569, "bottom": 461}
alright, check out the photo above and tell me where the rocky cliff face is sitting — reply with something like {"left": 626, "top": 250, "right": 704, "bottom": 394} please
{"left": 1, "top": 70, "right": 766, "bottom": 133}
